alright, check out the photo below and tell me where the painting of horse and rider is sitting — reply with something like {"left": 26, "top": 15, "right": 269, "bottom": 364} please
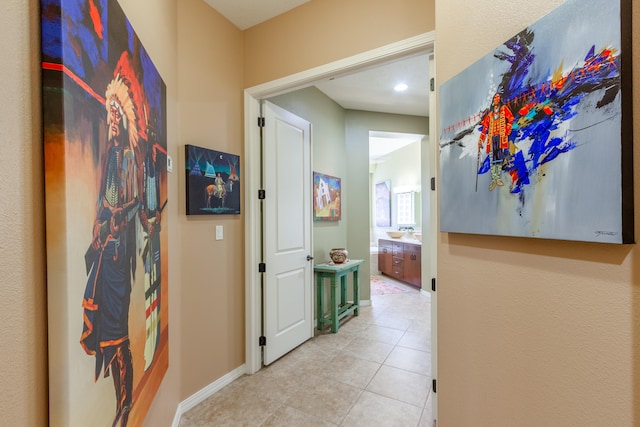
{"left": 185, "top": 145, "right": 241, "bottom": 215}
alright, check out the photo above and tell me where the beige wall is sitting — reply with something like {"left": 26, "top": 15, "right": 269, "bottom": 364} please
{"left": 243, "top": 0, "right": 436, "bottom": 88}
{"left": 436, "top": 1, "right": 640, "bottom": 426}
{"left": 0, "top": 0, "right": 48, "bottom": 425}
{"left": 175, "top": 0, "right": 246, "bottom": 401}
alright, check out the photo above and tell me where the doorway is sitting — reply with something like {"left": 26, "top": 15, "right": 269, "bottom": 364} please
{"left": 243, "top": 34, "right": 438, "bottom": 390}
{"left": 369, "top": 132, "right": 425, "bottom": 257}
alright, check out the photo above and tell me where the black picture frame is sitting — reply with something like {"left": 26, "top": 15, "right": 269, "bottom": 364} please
{"left": 185, "top": 144, "right": 241, "bottom": 215}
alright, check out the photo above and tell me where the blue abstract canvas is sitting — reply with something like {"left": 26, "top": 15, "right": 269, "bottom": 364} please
{"left": 439, "top": 0, "right": 633, "bottom": 244}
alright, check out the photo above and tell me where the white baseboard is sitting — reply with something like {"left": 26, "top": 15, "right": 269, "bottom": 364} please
{"left": 171, "top": 364, "right": 246, "bottom": 427}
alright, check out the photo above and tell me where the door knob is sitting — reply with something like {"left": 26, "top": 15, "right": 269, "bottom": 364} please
{"left": 307, "top": 255, "right": 314, "bottom": 261}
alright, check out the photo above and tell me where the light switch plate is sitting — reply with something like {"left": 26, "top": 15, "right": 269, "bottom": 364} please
{"left": 215, "top": 225, "right": 223, "bottom": 240}
{"left": 167, "top": 155, "right": 173, "bottom": 173}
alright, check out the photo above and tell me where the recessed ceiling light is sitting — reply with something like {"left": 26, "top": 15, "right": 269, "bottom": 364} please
{"left": 394, "top": 83, "right": 408, "bottom": 92}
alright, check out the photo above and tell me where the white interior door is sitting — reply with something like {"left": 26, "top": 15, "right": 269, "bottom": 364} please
{"left": 262, "top": 101, "right": 313, "bottom": 365}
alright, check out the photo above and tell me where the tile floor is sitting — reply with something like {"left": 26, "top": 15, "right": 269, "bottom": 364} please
{"left": 180, "top": 277, "right": 433, "bottom": 427}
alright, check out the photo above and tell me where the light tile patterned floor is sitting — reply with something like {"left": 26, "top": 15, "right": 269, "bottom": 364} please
{"left": 179, "top": 278, "right": 433, "bottom": 427}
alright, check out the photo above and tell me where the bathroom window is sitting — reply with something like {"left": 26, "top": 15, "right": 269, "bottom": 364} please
{"left": 396, "top": 192, "right": 414, "bottom": 225}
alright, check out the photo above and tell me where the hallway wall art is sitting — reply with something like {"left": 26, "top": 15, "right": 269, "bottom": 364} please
{"left": 41, "top": 0, "right": 169, "bottom": 425}
{"left": 185, "top": 144, "right": 241, "bottom": 215}
{"left": 375, "top": 180, "right": 392, "bottom": 227}
{"left": 439, "top": 0, "right": 633, "bottom": 244}
{"left": 313, "top": 171, "right": 342, "bottom": 221}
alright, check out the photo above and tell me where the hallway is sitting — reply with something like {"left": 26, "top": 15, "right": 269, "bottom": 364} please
{"left": 180, "top": 279, "right": 432, "bottom": 426}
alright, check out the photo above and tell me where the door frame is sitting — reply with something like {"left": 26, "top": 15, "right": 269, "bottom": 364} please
{"left": 244, "top": 31, "right": 437, "bottom": 375}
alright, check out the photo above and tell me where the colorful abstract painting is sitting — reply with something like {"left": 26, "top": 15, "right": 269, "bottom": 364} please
{"left": 439, "top": 0, "right": 633, "bottom": 244}
{"left": 185, "top": 145, "right": 241, "bottom": 215}
{"left": 41, "top": 0, "right": 169, "bottom": 425}
{"left": 313, "top": 172, "right": 342, "bottom": 221}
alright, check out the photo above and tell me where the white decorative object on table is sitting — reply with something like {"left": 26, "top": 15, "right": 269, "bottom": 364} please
{"left": 329, "top": 248, "right": 348, "bottom": 264}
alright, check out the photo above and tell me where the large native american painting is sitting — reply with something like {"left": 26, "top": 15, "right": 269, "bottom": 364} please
{"left": 42, "top": 0, "right": 168, "bottom": 425}
{"left": 439, "top": 0, "right": 633, "bottom": 244}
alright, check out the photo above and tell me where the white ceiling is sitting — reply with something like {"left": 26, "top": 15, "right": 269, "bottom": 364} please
{"left": 317, "top": 54, "right": 430, "bottom": 160}
{"left": 315, "top": 53, "right": 430, "bottom": 117}
{"left": 204, "top": 1, "right": 430, "bottom": 157}
{"left": 203, "top": 0, "right": 311, "bottom": 30}
{"left": 369, "top": 131, "right": 425, "bottom": 162}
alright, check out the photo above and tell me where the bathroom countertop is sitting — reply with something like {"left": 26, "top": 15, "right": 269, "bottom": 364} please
{"left": 379, "top": 236, "right": 422, "bottom": 245}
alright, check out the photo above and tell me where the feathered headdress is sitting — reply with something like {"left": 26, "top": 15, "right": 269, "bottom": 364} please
{"left": 105, "top": 73, "right": 138, "bottom": 150}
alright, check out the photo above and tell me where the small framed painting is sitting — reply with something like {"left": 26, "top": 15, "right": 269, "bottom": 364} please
{"left": 185, "top": 145, "right": 241, "bottom": 215}
{"left": 375, "top": 180, "right": 391, "bottom": 227}
{"left": 313, "top": 172, "right": 341, "bottom": 221}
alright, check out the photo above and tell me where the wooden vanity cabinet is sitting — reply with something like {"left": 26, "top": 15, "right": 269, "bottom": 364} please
{"left": 378, "top": 239, "right": 393, "bottom": 275}
{"left": 378, "top": 238, "right": 422, "bottom": 288}
{"left": 391, "top": 242, "right": 404, "bottom": 281}
{"left": 403, "top": 243, "right": 422, "bottom": 287}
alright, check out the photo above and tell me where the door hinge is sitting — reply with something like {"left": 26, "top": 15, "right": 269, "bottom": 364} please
{"left": 432, "top": 379, "right": 437, "bottom": 393}
{"left": 431, "top": 177, "right": 436, "bottom": 191}
{"left": 258, "top": 117, "right": 265, "bottom": 127}
{"left": 258, "top": 189, "right": 266, "bottom": 199}
{"left": 259, "top": 336, "right": 266, "bottom": 346}
{"left": 430, "top": 77, "right": 435, "bottom": 92}
{"left": 258, "top": 262, "right": 266, "bottom": 273}
{"left": 431, "top": 278, "right": 436, "bottom": 292}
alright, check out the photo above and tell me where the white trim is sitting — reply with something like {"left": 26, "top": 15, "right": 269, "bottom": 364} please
{"left": 246, "top": 32, "right": 435, "bottom": 99}
{"left": 427, "top": 50, "right": 438, "bottom": 425}
{"left": 171, "top": 364, "right": 246, "bottom": 427}
{"left": 244, "top": 93, "right": 263, "bottom": 375}
{"left": 244, "top": 31, "right": 436, "bottom": 377}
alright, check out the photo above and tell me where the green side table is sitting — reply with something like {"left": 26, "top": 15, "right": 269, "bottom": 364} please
{"left": 313, "top": 259, "right": 364, "bottom": 333}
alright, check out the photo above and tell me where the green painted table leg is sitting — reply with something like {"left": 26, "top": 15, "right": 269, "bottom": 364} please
{"left": 340, "top": 274, "right": 347, "bottom": 306}
{"left": 330, "top": 276, "right": 338, "bottom": 333}
{"left": 316, "top": 274, "right": 324, "bottom": 329}
{"left": 353, "top": 268, "right": 360, "bottom": 316}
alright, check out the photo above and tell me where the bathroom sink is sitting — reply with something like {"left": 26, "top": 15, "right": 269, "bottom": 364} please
{"left": 386, "top": 231, "right": 406, "bottom": 239}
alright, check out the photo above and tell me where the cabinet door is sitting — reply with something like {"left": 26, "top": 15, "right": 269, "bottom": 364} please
{"left": 378, "top": 239, "right": 393, "bottom": 275}
{"left": 404, "top": 243, "right": 422, "bottom": 287}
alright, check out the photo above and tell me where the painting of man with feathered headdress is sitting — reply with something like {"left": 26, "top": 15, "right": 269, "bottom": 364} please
{"left": 41, "top": 0, "right": 168, "bottom": 425}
